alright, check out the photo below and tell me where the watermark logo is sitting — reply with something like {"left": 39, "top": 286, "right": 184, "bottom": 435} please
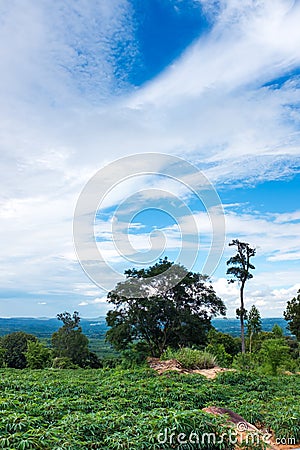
{"left": 73, "top": 153, "right": 225, "bottom": 295}
{"left": 156, "top": 423, "right": 292, "bottom": 447}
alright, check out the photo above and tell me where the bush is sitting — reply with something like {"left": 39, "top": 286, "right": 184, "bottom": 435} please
{"left": 206, "top": 343, "right": 232, "bottom": 367}
{"left": 207, "top": 329, "right": 240, "bottom": 356}
{"left": 258, "top": 338, "right": 291, "bottom": 375}
{"left": 232, "top": 353, "right": 257, "bottom": 372}
{"left": 83, "top": 351, "right": 103, "bottom": 369}
{"left": 161, "top": 347, "right": 216, "bottom": 369}
{"left": 121, "top": 342, "right": 150, "bottom": 368}
{"left": 25, "top": 341, "right": 52, "bottom": 369}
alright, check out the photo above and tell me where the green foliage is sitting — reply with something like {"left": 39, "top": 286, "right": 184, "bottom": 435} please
{"left": 52, "top": 356, "right": 79, "bottom": 369}
{"left": 246, "top": 305, "right": 262, "bottom": 353}
{"left": 0, "top": 368, "right": 299, "bottom": 449}
{"left": 52, "top": 311, "right": 90, "bottom": 367}
{"left": 284, "top": 290, "right": 300, "bottom": 340}
{"left": 121, "top": 342, "right": 150, "bottom": 368}
{"left": 106, "top": 258, "right": 226, "bottom": 356}
{"left": 226, "top": 240, "right": 256, "bottom": 284}
{"left": 205, "top": 343, "right": 232, "bottom": 367}
{"left": 205, "top": 330, "right": 241, "bottom": 367}
{"left": 286, "top": 336, "right": 300, "bottom": 361}
{"left": 25, "top": 340, "right": 52, "bottom": 369}
{"left": 232, "top": 353, "right": 257, "bottom": 372}
{"left": 258, "top": 338, "right": 291, "bottom": 375}
{"left": 84, "top": 351, "right": 103, "bottom": 368}
{"left": 0, "top": 345, "right": 5, "bottom": 367}
{"left": 161, "top": 347, "right": 217, "bottom": 369}
{"left": 57, "top": 310, "right": 80, "bottom": 330}
{"left": 271, "top": 324, "right": 284, "bottom": 338}
{"left": 0, "top": 331, "right": 37, "bottom": 368}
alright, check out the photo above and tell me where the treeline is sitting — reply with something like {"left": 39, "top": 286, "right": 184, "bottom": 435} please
{"left": 0, "top": 312, "right": 103, "bottom": 369}
{"left": 1, "top": 254, "right": 299, "bottom": 375}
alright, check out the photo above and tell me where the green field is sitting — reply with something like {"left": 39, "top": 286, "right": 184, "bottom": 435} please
{"left": 0, "top": 368, "right": 299, "bottom": 449}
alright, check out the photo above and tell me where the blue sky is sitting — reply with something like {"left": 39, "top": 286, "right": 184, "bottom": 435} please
{"left": 0, "top": 0, "right": 300, "bottom": 318}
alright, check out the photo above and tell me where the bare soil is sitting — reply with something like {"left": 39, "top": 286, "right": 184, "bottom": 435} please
{"left": 147, "top": 357, "right": 233, "bottom": 378}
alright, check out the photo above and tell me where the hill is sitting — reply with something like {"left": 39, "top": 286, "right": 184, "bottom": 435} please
{"left": 0, "top": 317, "right": 290, "bottom": 339}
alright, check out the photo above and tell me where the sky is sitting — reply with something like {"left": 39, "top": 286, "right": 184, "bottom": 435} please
{"left": 0, "top": 0, "right": 300, "bottom": 318}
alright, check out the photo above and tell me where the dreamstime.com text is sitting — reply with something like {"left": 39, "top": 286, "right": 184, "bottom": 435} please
{"left": 157, "top": 423, "right": 296, "bottom": 447}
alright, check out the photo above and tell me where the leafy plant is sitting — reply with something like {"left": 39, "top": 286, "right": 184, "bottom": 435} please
{"left": 0, "top": 365, "right": 299, "bottom": 449}
{"left": 232, "top": 353, "right": 257, "bottom": 372}
{"left": 258, "top": 338, "right": 291, "bottom": 375}
{"left": 25, "top": 340, "right": 52, "bottom": 369}
{"left": 205, "top": 343, "right": 232, "bottom": 367}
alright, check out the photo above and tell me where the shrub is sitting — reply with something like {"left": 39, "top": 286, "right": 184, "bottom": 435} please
{"left": 205, "top": 343, "right": 232, "bottom": 367}
{"left": 52, "top": 357, "right": 78, "bottom": 369}
{"left": 121, "top": 342, "right": 150, "bottom": 368}
{"left": 25, "top": 341, "right": 52, "bottom": 369}
{"left": 207, "top": 329, "right": 240, "bottom": 356}
{"left": 258, "top": 338, "right": 291, "bottom": 375}
{"left": 84, "top": 351, "right": 103, "bottom": 368}
{"left": 232, "top": 353, "right": 257, "bottom": 372}
{"left": 160, "top": 346, "right": 177, "bottom": 360}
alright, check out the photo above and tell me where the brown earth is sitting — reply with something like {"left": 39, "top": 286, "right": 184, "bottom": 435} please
{"left": 147, "top": 357, "right": 233, "bottom": 378}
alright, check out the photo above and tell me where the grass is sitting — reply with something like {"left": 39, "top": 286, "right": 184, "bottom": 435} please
{"left": 161, "top": 347, "right": 217, "bottom": 369}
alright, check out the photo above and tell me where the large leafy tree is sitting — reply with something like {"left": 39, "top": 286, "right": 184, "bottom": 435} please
{"left": 0, "top": 331, "right": 37, "bottom": 368}
{"left": 51, "top": 311, "right": 89, "bottom": 367}
{"left": 227, "top": 239, "right": 256, "bottom": 353}
{"left": 106, "top": 258, "right": 226, "bottom": 357}
{"left": 284, "top": 290, "right": 300, "bottom": 341}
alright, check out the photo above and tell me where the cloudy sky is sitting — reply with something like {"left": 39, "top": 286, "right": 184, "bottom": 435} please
{"left": 1, "top": 0, "right": 300, "bottom": 318}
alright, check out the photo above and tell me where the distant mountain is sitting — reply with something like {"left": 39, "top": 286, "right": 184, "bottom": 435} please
{"left": 212, "top": 317, "right": 290, "bottom": 337}
{"left": 0, "top": 317, "right": 291, "bottom": 339}
{"left": 0, "top": 317, "right": 108, "bottom": 339}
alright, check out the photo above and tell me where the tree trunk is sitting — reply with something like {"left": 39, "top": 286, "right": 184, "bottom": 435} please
{"left": 240, "top": 282, "right": 245, "bottom": 354}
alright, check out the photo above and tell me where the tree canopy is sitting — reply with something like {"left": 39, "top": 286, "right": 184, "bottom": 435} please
{"left": 106, "top": 258, "right": 226, "bottom": 356}
{"left": 51, "top": 311, "right": 89, "bottom": 367}
{"left": 0, "top": 331, "right": 37, "bottom": 368}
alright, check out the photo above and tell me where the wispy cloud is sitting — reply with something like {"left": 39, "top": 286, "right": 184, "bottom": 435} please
{"left": 1, "top": 0, "right": 300, "bottom": 316}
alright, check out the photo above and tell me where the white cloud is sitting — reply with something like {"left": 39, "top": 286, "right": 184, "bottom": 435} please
{"left": 1, "top": 0, "right": 300, "bottom": 316}
{"left": 92, "top": 297, "right": 107, "bottom": 304}
{"left": 213, "top": 277, "right": 300, "bottom": 318}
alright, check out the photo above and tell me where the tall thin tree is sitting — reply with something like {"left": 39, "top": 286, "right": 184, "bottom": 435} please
{"left": 227, "top": 239, "right": 256, "bottom": 353}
